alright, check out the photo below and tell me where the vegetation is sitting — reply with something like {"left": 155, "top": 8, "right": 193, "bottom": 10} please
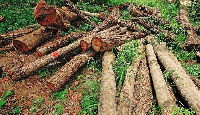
{"left": 0, "top": 90, "right": 13, "bottom": 109}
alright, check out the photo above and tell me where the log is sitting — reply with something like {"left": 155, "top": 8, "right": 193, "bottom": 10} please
{"left": 36, "top": 31, "right": 86, "bottom": 55}
{"left": 47, "top": 49, "right": 95, "bottom": 91}
{"left": 117, "top": 43, "right": 143, "bottom": 115}
{"left": 0, "top": 24, "right": 40, "bottom": 47}
{"left": 152, "top": 39, "right": 200, "bottom": 114}
{"left": 137, "top": 17, "right": 160, "bottom": 33}
{"left": 13, "top": 26, "right": 54, "bottom": 52}
{"left": 0, "top": 15, "right": 5, "bottom": 23}
{"left": 104, "top": 2, "right": 130, "bottom": 12}
{"left": 64, "top": 0, "right": 97, "bottom": 27}
{"left": 146, "top": 44, "right": 177, "bottom": 114}
{"left": 34, "top": 1, "right": 77, "bottom": 30}
{"left": 98, "top": 51, "right": 116, "bottom": 115}
{"left": 92, "top": 31, "right": 148, "bottom": 52}
{"left": 177, "top": 9, "right": 200, "bottom": 51}
{"left": 0, "top": 43, "right": 14, "bottom": 53}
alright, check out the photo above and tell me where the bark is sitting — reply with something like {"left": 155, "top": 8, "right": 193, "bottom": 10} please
{"left": 0, "top": 24, "right": 40, "bottom": 47}
{"left": 0, "top": 43, "right": 14, "bottom": 53}
{"left": 34, "top": 1, "right": 77, "bottom": 30}
{"left": 13, "top": 26, "right": 54, "bottom": 52}
{"left": 64, "top": 0, "right": 97, "bottom": 27}
{"left": 117, "top": 43, "right": 143, "bottom": 115}
{"left": 137, "top": 17, "right": 160, "bottom": 33}
{"left": 133, "top": 52, "right": 153, "bottom": 114}
{"left": 146, "top": 44, "right": 177, "bottom": 114}
{"left": 92, "top": 31, "right": 148, "bottom": 52}
{"left": 152, "top": 40, "right": 200, "bottom": 115}
{"left": 177, "top": 9, "right": 200, "bottom": 51}
{"left": 104, "top": 2, "right": 130, "bottom": 12}
{"left": 0, "top": 15, "right": 5, "bottom": 23}
{"left": 47, "top": 49, "right": 95, "bottom": 91}
{"left": 98, "top": 51, "right": 116, "bottom": 115}
{"left": 37, "top": 31, "right": 86, "bottom": 55}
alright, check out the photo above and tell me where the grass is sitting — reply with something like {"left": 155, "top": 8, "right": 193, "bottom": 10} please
{"left": 0, "top": 90, "right": 13, "bottom": 109}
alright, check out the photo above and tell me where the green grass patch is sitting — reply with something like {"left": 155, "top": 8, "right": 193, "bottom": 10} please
{"left": 0, "top": 90, "right": 13, "bottom": 109}
{"left": 30, "top": 97, "right": 44, "bottom": 112}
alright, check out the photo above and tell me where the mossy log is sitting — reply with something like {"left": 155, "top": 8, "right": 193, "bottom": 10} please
{"left": 152, "top": 39, "right": 200, "bottom": 114}
{"left": 92, "top": 31, "right": 148, "bottom": 52}
{"left": 146, "top": 44, "right": 177, "bottom": 114}
{"left": 37, "top": 31, "right": 86, "bottom": 55}
{"left": 98, "top": 51, "right": 116, "bottom": 115}
{"left": 13, "top": 26, "right": 54, "bottom": 52}
{"left": 47, "top": 49, "right": 95, "bottom": 91}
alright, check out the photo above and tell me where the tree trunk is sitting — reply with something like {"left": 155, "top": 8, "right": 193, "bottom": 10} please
{"left": 37, "top": 31, "right": 86, "bottom": 55}
{"left": 34, "top": 1, "right": 77, "bottom": 30}
{"left": 98, "top": 51, "right": 116, "bottom": 115}
{"left": 0, "top": 24, "right": 40, "bottom": 47}
{"left": 117, "top": 43, "right": 143, "bottom": 115}
{"left": 13, "top": 26, "right": 54, "bottom": 52}
{"left": 47, "top": 49, "right": 95, "bottom": 91}
{"left": 177, "top": 9, "right": 200, "bottom": 51}
{"left": 152, "top": 40, "right": 200, "bottom": 115}
{"left": 92, "top": 31, "right": 148, "bottom": 52}
{"left": 64, "top": 0, "right": 97, "bottom": 27}
{"left": 146, "top": 44, "right": 177, "bottom": 114}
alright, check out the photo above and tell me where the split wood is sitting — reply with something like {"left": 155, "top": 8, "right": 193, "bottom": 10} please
{"left": 98, "top": 51, "right": 117, "bottom": 115}
{"left": 152, "top": 38, "right": 200, "bottom": 114}
{"left": 146, "top": 44, "right": 177, "bottom": 114}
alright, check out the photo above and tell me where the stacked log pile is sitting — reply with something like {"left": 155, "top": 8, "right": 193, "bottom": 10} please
{"left": 0, "top": 0, "right": 200, "bottom": 114}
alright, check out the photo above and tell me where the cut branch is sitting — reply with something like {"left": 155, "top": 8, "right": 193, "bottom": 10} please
{"left": 152, "top": 39, "right": 200, "bottom": 114}
{"left": 37, "top": 31, "right": 86, "bottom": 55}
{"left": 98, "top": 51, "right": 116, "bottom": 115}
{"left": 146, "top": 44, "right": 177, "bottom": 114}
{"left": 47, "top": 49, "right": 95, "bottom": 91}
{"left": 92, "top": 31, "right": 148, "bottom": 52}
{"left": 13, "top": 26, "right": 55, "bottom": 52}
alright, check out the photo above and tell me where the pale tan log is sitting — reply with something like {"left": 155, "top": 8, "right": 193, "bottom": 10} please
{"left": 146, "top": 44, "right": 177, "bottom": 114}
{"left": 47, "top": 49, "right": 95, "bottom": 91}
{"left": 13, "top": 26, "right": 53, "bottom": 52}
{"left": 98, "top": 51, "right": 116, "bottom": 115}
{"left": 152, "top": 39, "right": 200, "bottom": 115}
{"left": 117, "top": 43, "right": 143, "bottom": 115}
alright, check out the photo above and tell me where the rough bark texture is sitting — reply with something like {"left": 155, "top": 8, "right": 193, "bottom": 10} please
{"left": 37, "top": 31, "right": 86, "bottom": 55}
{"left": 13, "top": 26, "right": 53, "bottom": 52}
{"left": 64, "top": 0, "right": 97, "bottom": 27}
{"left": 0, "top": 24, "right": 40, "bottom": 47}
{"left": 34, "top": 1, "right": 77, "bottom": 30}
{"left": 98, "top": 51, "right": 116, "bottom": 115}
{"left": 0, "top": 43, "right": 14, "bottom": 53}
{"left": 92, "top": 31, "right": 148, "bottom": 52}
{"left": 146, "top": 44, "right": 177, "bottom": 114}
{"left": 47, "top": 49, "right": 95, "bottom": 91}
{"left": 117, "top": 43, "right": 143, "bottom": 115}
{"left": 152, "top": 40, "right": 200, "bottom": 115}
{"left": 177, "top": 9, "right": 200, "bottom": 51}
{"left": 104, "top": 2, "right": 130, "bottom": 12}
{"left": 133, "top": 52, "right": 153, "bottom": 114}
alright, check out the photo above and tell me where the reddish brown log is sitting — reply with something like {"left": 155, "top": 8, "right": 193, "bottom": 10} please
{"left": 13, "top": 26, "right": 54, "bottom": 52}
{"left": 47, "top": 49, "right": 95, "bottom": 91}
{"left": 177, "top": 9, "right": 200, "bottom": 51}
{"left": 0, "top": 15, "right": 5, "bottom": 23}
{"left": 37, "top": 31, "right": 86, "bottom": 55}
{"left": 64, "top": 0, "right": 97, "bottom": 27}
{"left": 0, "top": 24, "right": 40, "bottom": 47}
{"left": 92, "top": 31, "right": 148, "bottom": 52}
{"left": 34, "top": 1, "right": 77, "bottom": 30}
{"left": 104, "top": 2, "right": 130, "bottom": 12}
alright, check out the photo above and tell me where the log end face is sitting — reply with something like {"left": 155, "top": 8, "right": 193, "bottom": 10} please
{"left": 92, "top": 37, "right": 101, "bottom": 52}
{"left": 38, "top": 7, "right": 57, "bottom": 26}
{"left": 13, "top": 40, "right": 30, "bottom": 52}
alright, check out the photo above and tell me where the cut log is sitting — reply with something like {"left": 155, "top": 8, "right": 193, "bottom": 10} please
{"left": 146, "top": 44, "right": 177, "bottom": 114}
{"left": 34, "top": 1, "right": 77, "bottom": 30}
{"left": 64, "top": 0, "right": 97, "bottom": 27}
{"left": 92, "top": 31, "right": 148, "bottom": 52}
{"left": 98, "top": 51, "right": 116, "bottom": 115}
{"left": 0, "top": 43, "right": 14, "bottom": 53}
{"left": 13, "top": 26, "right": 54, "bottom": 52}
{"left": 117, "top": 43, "right": 143, "bottom": 115}
{"left": 47, "top": 49, "right": 95, "bottom": 91}
{"left": 37, "top": 31, "right": 86, "bottom": 55}
{"left": 177, "top": 9, "right": 200, "bottom": 51}
{"left": 137, "top": 17, "right": 160, "bottom": 33}
{"left": 0, "top": 15, "right": 5, "bottom": 23}
{"left": 152, "top": 39, "right": 200, "bottom": 114}
{"left": 104, "top": 2, "right": 130, "bottom": 12}
{"left": 0, "top": 24, "right": 40, "bottom": 47}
